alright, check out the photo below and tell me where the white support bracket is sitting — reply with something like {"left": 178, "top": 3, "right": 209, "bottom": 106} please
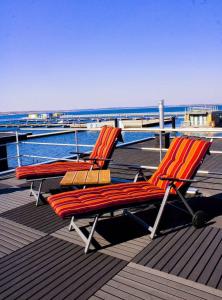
{"left": 69, "top": 215, "right": 100, "bottom": 254}
{"left": 30, "top": 179, "right": 45, "bottom": 206}
{"left": 174, "top": 185, "right": 195, "bottom": 217}
{"left": 150, "top": 185, "right": 171, "bottom": 239}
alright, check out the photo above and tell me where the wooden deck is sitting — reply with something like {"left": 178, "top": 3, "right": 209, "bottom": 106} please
{"left": 1, "top": 138, "right": 222, "bottom": 299}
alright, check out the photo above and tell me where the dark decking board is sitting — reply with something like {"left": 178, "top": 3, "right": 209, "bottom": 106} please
{"left": 0, "top": 217, "right": 45, "bottom": 258}
{"left": 92, "top": 263, "right": 222, "bottom": 300}
{"left": 0, "top": 188, "right": 34, "bottom": 214}
{"left": 0, "top": 201, "right": 70, "bottom": 233}
{"left": 1, "top": 138, "right": 222, "bottom": 299}
{"left": 52, "top": 215, "right": 151, "bottom": 261}
{"left": 133, "top": 225, "right": 222, "bottom": 290}
{"left": 0, "top": 235, "right": 127, "bottom": 300}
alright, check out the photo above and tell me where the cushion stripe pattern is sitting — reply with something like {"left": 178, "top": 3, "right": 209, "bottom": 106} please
{"left": 16, "top": 126, "right": 121, "bottom": 179}
{"left": 47, "top": 137, "right": 211, "bottom": 219}
{"left": 47, "top": 182, "right": 165, "bottom": 218}
{"left": 15, "top": 161, "right": 96, "bottom": 180}
{"left": 148, "top": 137, "right": 211, "bottom": 192}
{"left": 89, "top": 126, "right": 122, "bottom": 168}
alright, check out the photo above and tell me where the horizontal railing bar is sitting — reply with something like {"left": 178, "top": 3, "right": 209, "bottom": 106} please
{"left": 0, "top": 169, "right": 16, "bottom": 177}
{"left": 123, "top": 146, "right": 168, "bottom": 152}
{"left": 121, "top": 127, "right": 222, "bottom": 133}
{"left": 0, "top": 155, "right": 20, "bottom": 162}
{"left": 5, "top": 127, "right": 222, "bottom": 133}
{"left": 20, "top": 128, "right": 85, "bottom": 131}
{"left": 124, "top": 146, "right": 222, "bottom": 155}
{"left": 21, "top": 141, "right": 93, "bottom": 147}
{"left": 22, "top": 154, "right": 79, "bottom": 161}
{"left": 111, "top": 162, "right": 222, "bottom": 176}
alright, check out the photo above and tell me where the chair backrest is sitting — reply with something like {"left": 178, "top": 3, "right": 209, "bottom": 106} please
{"left": 148, "top": 137, "right": 211, "bottom": 193}
{"left": 89, "top": 126, "right": 122, "bottom": 168}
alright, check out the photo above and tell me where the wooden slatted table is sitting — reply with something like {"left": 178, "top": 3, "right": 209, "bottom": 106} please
{"left": 60, "top": 169, "right": 111, "bottom": 187}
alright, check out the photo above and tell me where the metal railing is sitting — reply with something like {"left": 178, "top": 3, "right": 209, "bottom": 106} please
{"left": 1, "top": 126, "right": 222, "bottom": 176}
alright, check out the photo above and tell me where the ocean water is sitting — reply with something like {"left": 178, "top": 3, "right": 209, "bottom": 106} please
{"left": 6, "top": 130, "right": 155, "bottom": 168}
{"left": 0, "top": 105, "right": 221, "bottom": 169}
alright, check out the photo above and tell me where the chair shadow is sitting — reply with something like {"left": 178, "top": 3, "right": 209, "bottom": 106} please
{"left": 0, "top": 186, "right": 29, "bottom": 195}
{"left": 89, "top": 194, "right": 222, "bottom": 251}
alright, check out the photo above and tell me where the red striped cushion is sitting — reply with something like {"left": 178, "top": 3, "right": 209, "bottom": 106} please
{"left": 148, "top": 137, "right": 211, "bottom": 192}
{"left": 47, "top": 182, "right": 166, "bottom": 218}
{"left": 90, "top": 126, "right": 122, "bottom": 168}
{"left": 16, "top": 126, "right": 122, "bottom": 179}
{"left": 16, "top": 161, "right": 95, "bottom": 179}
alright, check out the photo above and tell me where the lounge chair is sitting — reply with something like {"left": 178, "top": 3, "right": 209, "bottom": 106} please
{"left": 16, "top": 126, "right": 123, "bottom": 205}
{"left": 47, "top": 136, "right": 211, "bottom": 253}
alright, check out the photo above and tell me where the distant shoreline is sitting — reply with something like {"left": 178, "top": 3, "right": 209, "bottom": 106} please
{"left": 0, "top": 103, "right": 221, "bottom": 115}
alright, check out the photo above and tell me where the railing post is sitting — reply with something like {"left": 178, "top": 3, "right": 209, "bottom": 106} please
{"left": 159, "top": 99, "right": 164, "bottom": 162}
{"left": 74, "top": 130, "right": 79, "bottom": 161}
{"left": 15, "top": 131, "right": 21, "bottom": 167}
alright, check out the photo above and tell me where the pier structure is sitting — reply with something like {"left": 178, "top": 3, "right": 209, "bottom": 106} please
{"left": 0, "top": 107, "right": 183, "bottom": 126}
{"left": 0, "top": 116, "right": 175, "bottom": 129}
{"left": 0, "top": 132, "right": 29, "bottom": 171}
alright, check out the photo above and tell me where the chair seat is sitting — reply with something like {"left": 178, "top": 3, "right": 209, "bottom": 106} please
{"left": 47, "top": 181, "right": 166, "bottom": 218}
{"left": 16, "top": 161, "right": 97, "bottom": 179}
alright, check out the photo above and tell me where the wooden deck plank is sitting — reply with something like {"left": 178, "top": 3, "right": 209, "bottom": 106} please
{"left": 161, "top": 227, "right": 205, "bottom": 273}
{"left": 188, "top": 228, "right": 222, "bottom": 282}
{"left": 171, "top": 226, "right": 213, "bottom": 276}
{"left": 133, "top": 224, "right": 222, "bottom": 292}
{"left": 109, "top": 276, "right": 179, "bottom": 300}
{"left": 100, "top": 285, "right": 137, "bottom": 300}
{"left": 0, "top": 189, "right": 33, "bottom": 213}
{"left": 128, "top": 263, "right": 222, "bottom": 299}
{"left": 134, "top": 230, "right": 178, "bottom": 266}
{"left": 154, "top": 226, "right": 196, "bottom": 271}
{"left": 124, "top": 266, "right": 203, "bottom": 299}
{"left": 179, "top": 227, "right": 219, "bottom": 279}
{"left": 147, "top": 227, "right": 190, "bottom": 269}
{"left": 0, "top": 218, "right": 45, "bottom": 258}
{"left": 0, "top": 235, "right": 126, "bottom": 300}
{"left": 207, "top": 256, "right": 222, "bottom": 288}
{"left": 0, "top": 202, "right": 70, "bottom": 233}
{"left": 118, "top": 269, "right": 202, "bottom": 300}
{"left": 95, "top": 290, "right": 123, "bottom": 300}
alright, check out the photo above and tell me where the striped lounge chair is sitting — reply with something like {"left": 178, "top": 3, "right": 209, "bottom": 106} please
{"left": 47, "top": 136, "right": 211, "bottom": 253}
{"left": 16, "top": 126, "right": 123, "bottom": 206}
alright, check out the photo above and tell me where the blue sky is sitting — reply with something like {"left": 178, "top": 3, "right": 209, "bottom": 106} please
{"left": 0, "top": 0, "right": 222, "bottom": 112}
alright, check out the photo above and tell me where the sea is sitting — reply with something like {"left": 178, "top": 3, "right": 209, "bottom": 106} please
{"left": 0, "top": 105, "right": 221, "bottom": 169}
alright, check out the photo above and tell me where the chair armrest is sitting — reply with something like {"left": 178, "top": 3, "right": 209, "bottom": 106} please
{"left": 82, "top": 157, "right": 113, "bottom": 162}
{"left": 70, "top": 151, "right": 89, "bottom": 158}
{"left": 160, "top": 176, "right": 197, "bottom": 183}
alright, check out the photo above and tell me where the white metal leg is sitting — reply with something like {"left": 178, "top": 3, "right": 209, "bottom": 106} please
{"left": 174, "top": 186, "right": 195, "bottom": 217}
{"left": 150, "top": 185, "right": 171, "bottom": 239}
{"left": 29, "top": 179, "right": 44, "bottom": 206}
{"left": 69, "top": 215, "right": 100, "bottom": 254}
{"left": 30, "top": 181, "right": 34, "bottom": 196}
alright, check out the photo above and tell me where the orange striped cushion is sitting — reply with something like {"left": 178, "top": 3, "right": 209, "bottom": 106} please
{"left": 16, "top": 161, "right": 96, "bottom": 179}
{"left": 47, "top": 182, "right": 166, "bottom": 218}
{"left": 148, "top": 137, "right": 211, "bottom": 192}
{"left": 89, "top": 126, "right": 122, "bottom": 168}
{"left": 16, "top": 126, "right": 122, "bottom": 179}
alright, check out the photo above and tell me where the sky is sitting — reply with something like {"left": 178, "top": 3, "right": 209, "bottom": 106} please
{"left": 0, "top": 0, "right": 222, "bottom": 112}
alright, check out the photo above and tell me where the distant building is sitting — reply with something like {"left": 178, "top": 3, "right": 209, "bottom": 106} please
{"left": 28, "top": 113, "right": 55, "bottom": 119}
{"left": 184, "top": 105, "right": 222, "bottom": 127}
